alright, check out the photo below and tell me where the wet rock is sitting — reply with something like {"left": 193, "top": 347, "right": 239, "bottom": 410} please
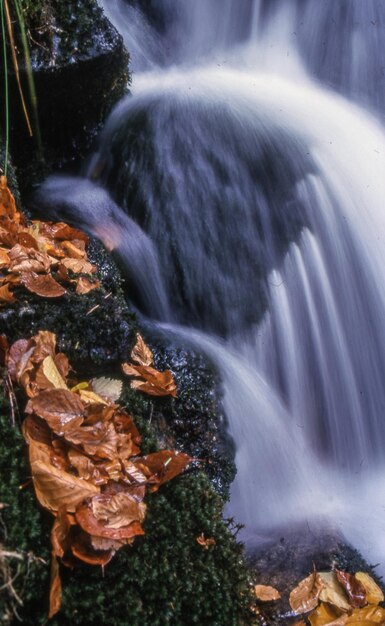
{"left": 1, "top": 0, "right": 129, "bottom": 194}
{"left": 249, "top": 526, "right": 384, "bottom": 625}
{"left": 145, "top": 338, "right": 237, "bottom": 497}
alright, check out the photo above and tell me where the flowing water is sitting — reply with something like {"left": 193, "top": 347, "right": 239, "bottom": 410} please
{"left": 87, "top": 0, "right": 385, "bottom": 570}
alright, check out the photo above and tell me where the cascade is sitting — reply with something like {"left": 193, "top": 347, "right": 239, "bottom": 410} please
{"left": 79, "top": 0, "right": 385, "bottom": 570}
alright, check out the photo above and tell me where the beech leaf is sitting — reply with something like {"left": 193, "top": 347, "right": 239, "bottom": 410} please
{"left": 131, "top": 333, "right": 154, "bottom": 366}
{"left": 26, "top": 388, "right": 85, "bottom": 434}
{"left": 336, "top": 570, "right": 367, "bottom": 609}
{"left": 48, "top": 554, "right": 62, "bottom": 620}
{"left": 354, "top": 573, "right": 384, "bottom": 605}
{"left": 31, "top": 459, "right": 100, "bottom": 512}
{"left": 289, "top": 571, "right": 324, "bottom": 615}
{"left": 319, "top": 572, "right": 351, "bottom": 611}
{"left": 254, "top": 584, "right": 281, "bottom": 602}
{"left": 90, "top": 377, "right": 123, "bottom": 402}
{"left": 345, "top": 605, "right": 385, "bottom": 623}
{"left": 309, "top": 602, "right": 349, "bottom": 626}
{"left": 21, "top": 272, "right": 66, "bottom": 297}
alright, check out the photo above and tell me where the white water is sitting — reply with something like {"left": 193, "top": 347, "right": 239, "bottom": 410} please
{"left": 97, "top": 0, "right": 385, "bottom": 571}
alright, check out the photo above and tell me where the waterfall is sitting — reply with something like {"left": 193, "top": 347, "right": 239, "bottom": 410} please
{"left": 93, "top": 0, "right": 385, "bottom": 571}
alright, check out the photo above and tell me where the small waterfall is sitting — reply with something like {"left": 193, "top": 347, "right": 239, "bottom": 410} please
{"left": 89, "top": 0, "right": 385, "bottom": 571}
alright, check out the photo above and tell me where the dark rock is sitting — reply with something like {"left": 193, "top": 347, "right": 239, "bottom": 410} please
{"left": 142, "top": 335, "right": 237, "bottom": 497}
{"left": 249, "top": 525, "right": 384, "bottom": 625}
{"left": 1, "top": 0, "right": 129, "bottom": 195}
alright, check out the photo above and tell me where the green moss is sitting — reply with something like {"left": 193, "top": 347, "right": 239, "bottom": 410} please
{"left": 0, "top": 388, "right": 255, "bottom": 626}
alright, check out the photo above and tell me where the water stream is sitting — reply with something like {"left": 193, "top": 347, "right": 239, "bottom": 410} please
{"left": 79, "top": 0, "right": 385, "bottom": 571}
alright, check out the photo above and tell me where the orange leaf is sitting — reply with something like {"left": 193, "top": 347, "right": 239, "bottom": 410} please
{"left": 48, "top": 554, "right": 62, "bottom": 619}
{"left": 289, "top": 571, "right": 324, "bottom": 615}
{"left": 131, "top": 333, "right": 154, "bottom": 367}
{"left": 122, "top": 363, "right": 177, "bottom": 398}
{"left": 137, "top": 450, "right": 192, "bottom": 490}
{"left": 76, "top": 500, "right": 145, "bottom": 540}
{"left": 21, "top": 272, "right": 66, "bottom": 297}
{"left": 8, "top": 244, "right": 53, "bottom": 274}
{"left": 26, "top": 388, "right": 85, "bottom": 434}
{"left": 196, "top": 533, "right": 216, "bottom": 550}
{"left": 51, "top": 508, "right": 72, "bottom": 558}
{"left": 71, "top": 531, "right": 114, "bottom": 566}
{"left": 75, "top": 276, "right": 100, "bottom": 294}
{"left": 31, "top": 458, "right": 100, "bottom": 512}
{"left": 254, "top": 584, "right": 281, "bottom": 601}
{"left": 0, "top": 247, "right": 10, "bottom": 269}
{"left": 309, "top": 602, "right": 349, "bottom": 626}
{"left": 0, "top": 283, "right": 15, "bottom": 303}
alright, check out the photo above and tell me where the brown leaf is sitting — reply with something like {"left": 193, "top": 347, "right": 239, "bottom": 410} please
{"left": 122, "top": 363, "right": 177, "bottom": 398}
{"left": 16, "top": 231, "right": 39, "bottom": 250}
{"left": 68, "top": 449, "right": 107, "bottom": 485}
{"left": 289, "top": 571, "right": 325, "bottom": 615}
{"left": 345, "top": 605, "right": 385, "bottom": 623}
{"left": 91, "top": 492, "right": 146, "bottom": 529}
{"left": 76, "top": 500, "right": 145, "bottom": 540}
{"left": 0, "top": 176, "right": 19, "bottom": 222}
{"left": 31, "top": 458, "right": 100, "bottom": 512}
{"left": 0, "top": 283, "right": 15, "bottom": 303}
{"left": 71, "top": 531, "right": 114, "bottom": 566}
{"left": 51, "top": 223, "right": 88, "bottom": 243}
{"left": 48, "top": 554, "right": 62, "bottom": 619}
{"left": 0, "top": 334, "right": 9, "bottom": 366}
{"left": 354, "top": 573, "right": 384, "bottom": 605}
{"left": 336, "top": 570, "right": 367, "bottom": 609}
{"left": 26, "top": 388, "right": 85, "bottom": 435}
{"left": 34, "top": 355, "right": 68, "bottom": 393}
{"left": 58, "top": 257, "right": 95, "bottom": 278}
{"left": 131, "top": 333, "right": 154, "bottom": 367}
{"left": 75, "top": 276, "right": 100, "bottom": 294}
{"left": 51, "top": 508, "right": 72, "bottom": 558}
{"left": 60, "top": 240, "right": 86, "bottom": 259}
{"left": 319, "top": 572, "right": 351, "bottom": 611}
{"left": 137, "top": 450, "right": 192, "bottom": 490}
{"left": 64, "top": 421, "right": 119, "bottom": 460}
{"left": 309, "top": 602, "right": 349, "bottom": 626}
{"left": 253, "top": 584, "right": 280, "bottom": 602}
{"left": 21, "top": 272, "right": 66, "bottom": 298}
{"left": 8, "top": 244, "right": 53, "bottom": 274}
{"left": 0, "top": 247, "right": 10, "bottom": 269}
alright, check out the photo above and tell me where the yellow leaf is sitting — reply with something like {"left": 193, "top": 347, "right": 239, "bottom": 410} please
{"left": 355, "top": 573, "right": 384, "bottom": 605}
{"left": 254, "top": 584, "right": 281, "bottom": 601}
{"left": 319, "top": 572, "right": 351, "bottom": 612}
{"left": 41, "top": 355, "right": 68, "bottom": 390}
{"left": 346, "top": 605, "right": 385, "bottom": 624}
{"left": 78, "top": 389, "right": 109, "bottom": 405}
{"left": 309, "top": 602, "right": 349, "bottom": 626}
{"left": 70, "top": 381, "right": 89, "bottom": 392}
{"left": 289, "top": 571, "right": 324, "bottom": 615}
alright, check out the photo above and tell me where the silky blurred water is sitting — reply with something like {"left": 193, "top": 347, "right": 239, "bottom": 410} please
{"left": 94, "top": 0, "right": 385, "bottom": 571}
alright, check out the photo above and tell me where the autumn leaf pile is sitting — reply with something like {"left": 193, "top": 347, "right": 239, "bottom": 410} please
{"left": 4, "top": 329, "right": 190, "bottom": 618}
{"left": 0, "top": 176, "right": 100, "bottom": 303}
{"left": 254, "top": 567, "right": 385, "bottom": 625}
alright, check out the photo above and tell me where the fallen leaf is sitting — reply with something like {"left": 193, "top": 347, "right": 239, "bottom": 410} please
{"left": 75, "top": 276, "right": 100, "bottom": 294}
{"left": 51, "top": 508, "right": 72, "bottom": 558}
{"left": 0, "top": 283, "right": 15, "bottom": 303}
{"left": 138, "top": 450, "right": 192, "bottom": 491}
{"left": 0, "top": 176, "right": 19, "bottom": 222}
{"left": 34, "top": 355, "right": 68, "bottom": 392}
{"left": 91, "top": 492, "right": 146, "bottom": 529}
{"left": 336, "top": 570, "right": 367, "bottom": 609}
{"left": 0, "top": 247, "right": 10, "bottom": 268}
{"left": 78, "top": 389, "right": 109, "bottom": 406}
{"left": 131, "top": 333, "right": 154, "bottom": 367}
{"left": 26, "top": 388, "right": 85, "bottom": 435}
{"left": 253, "top": 584, "right": 280, "bottom": 601}
{"left": 122, "top": 363, "right": 177, "bottom": 398}
{"left": 48, "top": 554, "right": 62, "bottom": 619}
{"left": 289, "top": 571, "right": 325, "bottom": 615}
{"left": 8, "top": 244, "right": 52, "bottom": 274}
{"left": 71, "top": 531, "right": 113, "bottom": 566}
{"left": 309, "top": 602, "right": 349, "bottom": 626}
{"left": 58, "top": 257, "right": 95, "bottom": 278}
{"left": 196, "top": 533, "right": 216, "bottom": 550}
{"left": 21, "top": 272, "right": 66, "bottom": 298}
{"left": 319, "top": 572, "right": 351, "bottom": 611}
{"left": 60, "top": 240, "right": 86, "bottom": 259}
{"left": 346, "top": 605, "right": 385, "bottom": 623}
{"left": 76, "top": 500, "right": 145, "bottom": 540}
{"left": 31, "top": 458, "right": 100, "bottom": 512}
{"left": 63, "top": 421, "right": 119, "bottom": 460}
{"left": 354, "top": 573, "right": 384, "bottom": 605}
{"left": 90, "top": 377, "right": 123, "bottom": 402}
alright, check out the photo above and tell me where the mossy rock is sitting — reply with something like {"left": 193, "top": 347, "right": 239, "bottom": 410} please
{"left": 0, "top": 390, "right": 255, "bottom": 626}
